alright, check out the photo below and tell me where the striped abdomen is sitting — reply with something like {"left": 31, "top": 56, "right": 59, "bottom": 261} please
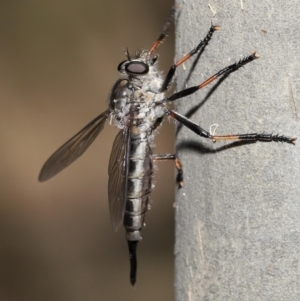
{"left": 124, "top": 134, "right": 153, "bottom": 242}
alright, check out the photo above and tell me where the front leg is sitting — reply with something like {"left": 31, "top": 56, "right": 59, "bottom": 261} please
{"left": 160, "top": 25, "right": 219, "bottom": 93}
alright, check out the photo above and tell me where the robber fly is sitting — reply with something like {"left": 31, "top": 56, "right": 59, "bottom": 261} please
{"left": 38, "top": 6, "right": 296, "bottom": 285}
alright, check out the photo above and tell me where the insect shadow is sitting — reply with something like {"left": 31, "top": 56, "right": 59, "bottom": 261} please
{"left": 175, "top": 71, "right": 232, "bottom": 137}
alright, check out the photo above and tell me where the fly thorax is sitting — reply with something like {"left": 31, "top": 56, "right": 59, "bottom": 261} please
{"left": 146, "top": 72, "right": 164, "bottom": 94}
{"left": 130, "top": 125, "right": 149, "bottom": 137}
{"left": 112, "top": 84, "right": 131, "bottom": 113}
{"left": 109, "top": 79, "right": 133, "bottom": 129}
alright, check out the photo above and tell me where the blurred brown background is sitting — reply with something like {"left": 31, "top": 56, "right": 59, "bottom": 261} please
{"left": 0, "top": 0, "right": 176, "bottom": 300}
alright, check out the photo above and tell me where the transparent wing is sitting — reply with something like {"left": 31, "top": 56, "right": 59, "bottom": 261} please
{"left": 39, "top": 110, "right": 109, "bottom": 182}
{"left": 108, "top": 123, "right": 131, "bottom": 231}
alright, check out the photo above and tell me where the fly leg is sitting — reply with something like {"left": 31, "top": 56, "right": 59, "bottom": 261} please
{"left": 153, "top": 154, "right": 183, "bottom": 188}
{"left": 160, "top": 24, "right": 220, "bottom": 92}
{"left": 149, "top": 6, "right": 176, "bottom": 55}
{"left": 167, "top": 52, "right": 259, "bottom": 101}
{"left": 168, "top": 110, "right": 297, "bottom": 144}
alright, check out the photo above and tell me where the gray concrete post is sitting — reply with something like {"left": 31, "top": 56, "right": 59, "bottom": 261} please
{"left": 174, "top": 1, "right": 300, "bottom": 300}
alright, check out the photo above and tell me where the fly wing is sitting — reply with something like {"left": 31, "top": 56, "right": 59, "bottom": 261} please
{"left": 108, "top": 122, "right": 131, "bottom": 231}
{"left": 39, "top": 110, "right": 110, "bottom": 182}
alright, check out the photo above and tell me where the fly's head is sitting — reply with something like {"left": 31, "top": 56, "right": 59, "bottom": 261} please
{"left": 117, "top": 50, "right": 159, "bottom": 80}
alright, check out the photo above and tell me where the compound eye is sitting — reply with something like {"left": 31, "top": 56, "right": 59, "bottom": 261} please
{"left": 125, "top": 61, "right": 149, "bottom": 75}
{"left": 117, "top": 60, "right": 127, "bottom": 72}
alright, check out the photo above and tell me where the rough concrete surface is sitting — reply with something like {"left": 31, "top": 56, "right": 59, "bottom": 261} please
{"left": 174, "top": 1, "right": 300, "bottom": 300}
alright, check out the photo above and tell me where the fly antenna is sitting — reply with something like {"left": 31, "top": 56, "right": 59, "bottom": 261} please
{"left": 122, "top": 47, "right": 131, "bottom": 60}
